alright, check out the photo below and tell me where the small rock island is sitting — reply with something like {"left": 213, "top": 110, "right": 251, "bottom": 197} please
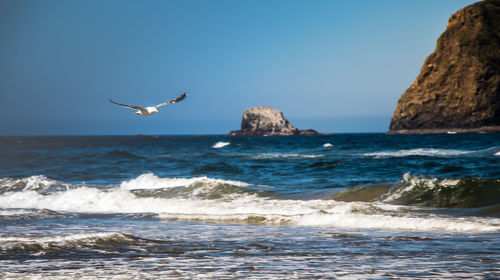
{"left": 389, "top": 0, "right": 500, "bottom": 134}
{"left": 228, "top": 106, "right": 319, "bottom": 136}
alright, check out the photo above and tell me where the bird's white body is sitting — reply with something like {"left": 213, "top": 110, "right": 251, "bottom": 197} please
{"left": 136, "top": 107, "right": 159, "bottom": 116}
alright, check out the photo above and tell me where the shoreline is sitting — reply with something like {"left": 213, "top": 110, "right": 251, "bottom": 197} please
{"left": 387, "top": 126, "right": 500, "bottom": 134}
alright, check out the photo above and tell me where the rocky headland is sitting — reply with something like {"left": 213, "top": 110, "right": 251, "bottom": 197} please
{"left": 228, "top": 106, "right": 320, "bottom": 136}
{"left": 389, "top": 0, "right": 500, "bottom": 134}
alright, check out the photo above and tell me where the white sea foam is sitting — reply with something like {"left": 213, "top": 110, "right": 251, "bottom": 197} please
{"left": 363, "top": 148, "right": 474, "bottom": 158}
{"left": 0, "top": 232, "right": 133, "bottom": 252}
{"left": 0, "top": 209, "right": 35, "bottom": 216}
{"left": 323, "top": 143, "right": 333, "bottom": 147}
{"left": 495, "top": 150, "right": 500, "bottom": 156}
{"left": 213, "top": 141, "right": 230, "bottom": 148}
{"left": 159, "top": 198, "right": 500, "bottom": 232}
{"left": 292, "top": 211, "right": 498, "bottom": 232}
{"left": 250, "top": 153, "right": 323, "bottom": 159}
{"left": 0, "top": 174, "right": 498, "bottom": 232}
{"left": 0, "top": 232, "right": 122, "bottom": 244}
{"left": 119, "top": 173, "right": 249, "bottom": 190}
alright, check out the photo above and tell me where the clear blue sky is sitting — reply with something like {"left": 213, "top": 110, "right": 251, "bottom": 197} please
{"left": 0, "top": 0, "right": 477, "bottom": 135}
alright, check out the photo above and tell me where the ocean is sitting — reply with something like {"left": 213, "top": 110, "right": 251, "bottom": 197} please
{"left": 0, "top": 134, "right": 499, "bottom": 279}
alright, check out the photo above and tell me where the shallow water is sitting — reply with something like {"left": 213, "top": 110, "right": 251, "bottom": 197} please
{"left": 1, "top": 134, "right": 499, "bottom": 278}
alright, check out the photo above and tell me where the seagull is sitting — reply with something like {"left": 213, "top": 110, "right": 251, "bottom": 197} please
{"left": 109, "top": 92, "right": 187, "bottom": 116}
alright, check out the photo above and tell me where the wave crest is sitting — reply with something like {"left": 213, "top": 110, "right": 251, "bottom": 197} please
{"left": 330, "top": 173, "right": 500, "bottom": 210}
{"left": 1, "top": 174, "right": 499, "bottom": 232}
{"left": 249, "top": 153, "right": 323, "bottom": 159}
{"left": 120, "top": 173, "right": 250, "bottom": 191}
{"left": 382, "top": 174, "right": 500, "bottom": 208}
{"left": 0, "top": 232, "right": 173, "bottom": 257}
{"left": 363, "top": 146, "right": 500, "bottom": 158}
{"left": 0, "top": 176, "right": 72, "bottom": 194}
{"left": 212, "top": 141, "right": 230, "bottom": 148}
{"left": 0, "top": 208, "right": 62, "bottom": 221}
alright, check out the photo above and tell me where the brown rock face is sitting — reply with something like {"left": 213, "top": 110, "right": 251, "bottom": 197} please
{"left": 228, "top": 106, "right": 319, "bottom": 136}
{"left": 389, "top": 0, "right": 500, "bottom": 134}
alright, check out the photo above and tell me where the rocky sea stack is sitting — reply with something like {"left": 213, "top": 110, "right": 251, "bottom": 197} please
{"left": 389, "top": 0, "right": 500, "bottom": 134}
{"left": 228, "top": 106, "right": 319, "bottom": 136}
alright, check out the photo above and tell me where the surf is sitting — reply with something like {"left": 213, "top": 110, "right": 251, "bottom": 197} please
{"left": 329, "top": 173, "right": 500, "bottom": 215}
{"left": 363, "top": 148, "right": 476, "bottom": 158}
{"left": 213, "top": 141, "right": 230, "bottom": 148}
{"left": 1, "top": 174, "right": 499, "bottom": 232}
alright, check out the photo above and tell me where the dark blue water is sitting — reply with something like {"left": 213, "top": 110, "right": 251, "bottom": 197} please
{"left": 2, "top": 134, "right": 500, "bottom": 187}
{"left": 1, "top": 134, "right": 499, "bottom": 279}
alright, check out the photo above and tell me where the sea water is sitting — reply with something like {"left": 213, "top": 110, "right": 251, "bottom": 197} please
{"left": 0, "top": 134, "right": 499, "bottom": 279}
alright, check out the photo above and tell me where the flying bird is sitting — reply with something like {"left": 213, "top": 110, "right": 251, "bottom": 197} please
{"left": 109, "top": 92, "right": 187, "bottom": 116}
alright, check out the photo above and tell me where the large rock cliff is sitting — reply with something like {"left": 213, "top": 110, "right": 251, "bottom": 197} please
{"left": 228, "top": 106, "right": 319, "bottom": 136}
{"left": 389, "top": 0, "right": 500, "bottom": 134}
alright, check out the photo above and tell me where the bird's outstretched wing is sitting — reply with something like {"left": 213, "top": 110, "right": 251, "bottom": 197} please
{"left": 154, "top": 92, "right": 188, "bottom": 108}
{"left": 109, "top": 99, "right": 145, "bottom": 111}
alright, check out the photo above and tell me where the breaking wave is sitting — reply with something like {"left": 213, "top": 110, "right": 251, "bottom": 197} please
{"left": 213, "top": 141, "right": 230, "bottom": 148}
{"left": 0, "top": 174, "right": 499, "bottom": 232}
{"left": 363, "top": 147, "right": 498, "bottom": 158}
{"left": 0, "top": 208, "right": 62, "bottom": 221}
{"left": 330, "top": 173, "right": 500, "bottom": 212}
{"left": 0, "top": 175, "right": 73, "bottom": 194}
{"left": 119, "top": 173, "right": 250, "bottom": 190}
{"left": 0, "top": 232, "right": 184, "bottom": 259}
{"left": 248, "top": 153, "right": 323, "bottom": 160}
{"left": 381, "top": 174, "right": 500, "bottom": 208}
{"left": 0, "top": 232, "right": 134, "bottom": 252}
